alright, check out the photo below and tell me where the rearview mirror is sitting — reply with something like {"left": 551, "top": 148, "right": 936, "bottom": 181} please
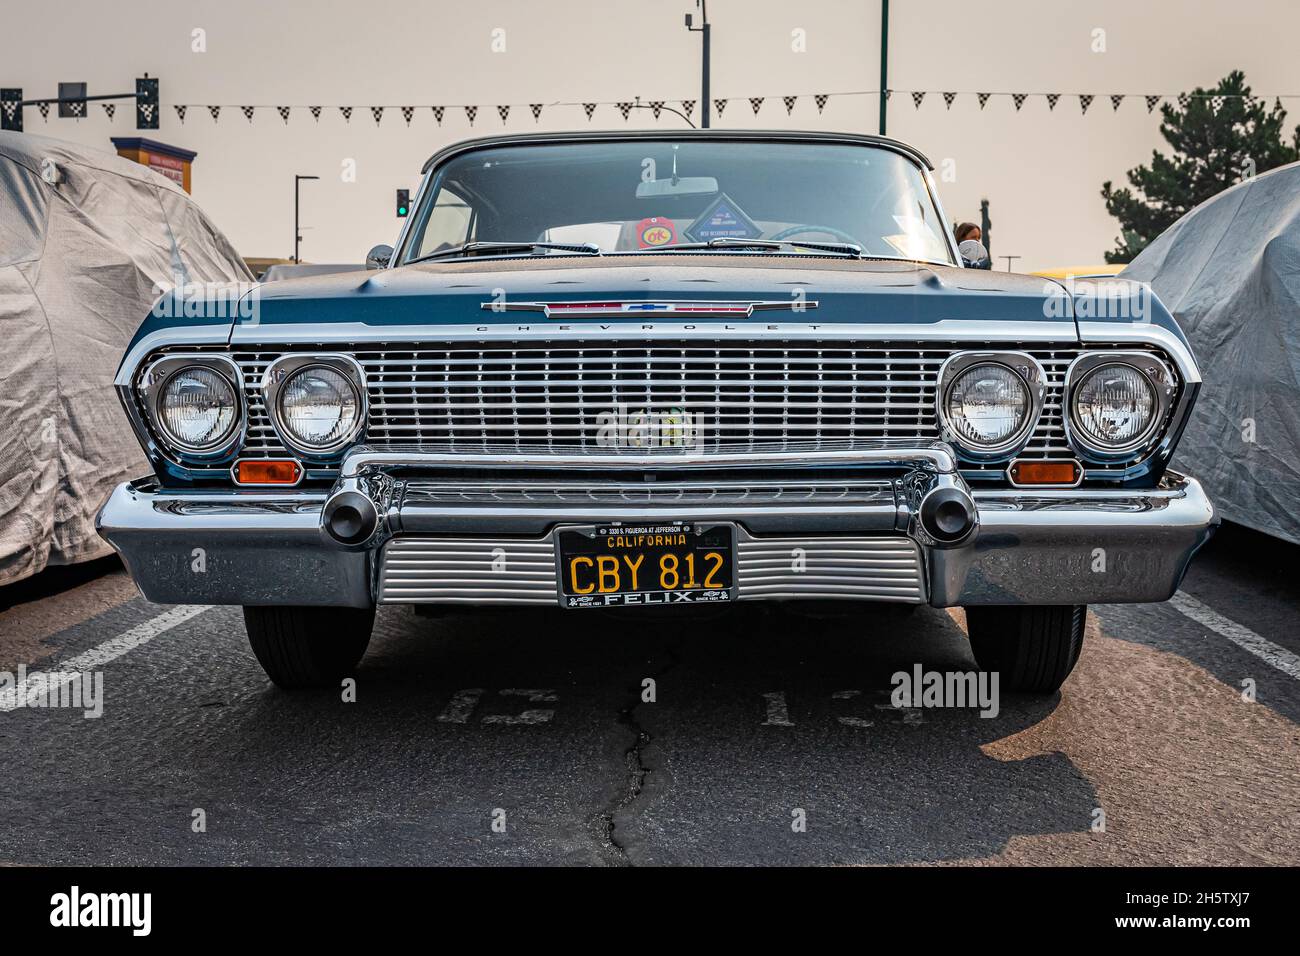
{"left": 366, "top": 244, "right": 393, "bottom": 269}
{"left": 635, "top": 176, "right": 719, "bottom": 199}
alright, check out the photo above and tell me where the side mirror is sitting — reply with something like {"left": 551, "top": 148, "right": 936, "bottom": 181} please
{"left": 366, "top": 244, "right": 394, "bottom": 269}
{"left": 957, "top": 239, "right": 990, "bottom": 270}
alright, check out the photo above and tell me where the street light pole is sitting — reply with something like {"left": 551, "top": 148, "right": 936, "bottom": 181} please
{"left": 294, "top": 174, "right": 319, "bottom": 264}
{"left": 685, "top": 1, "right": 711, "bottom": 129}
{"left": 879, "top": 0, "right": 889, "bottom": 136}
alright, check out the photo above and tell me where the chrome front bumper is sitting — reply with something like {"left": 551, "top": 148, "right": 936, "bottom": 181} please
{"left": 96, "top": 443, "right": 1217, "bottom": 609}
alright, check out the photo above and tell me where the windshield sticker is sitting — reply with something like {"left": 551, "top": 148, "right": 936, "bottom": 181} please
{"left": 635, "top": 217, "right": 678, "bottom": 248}
{"left": 684, "top": 193, "right": 762, "bottom": 242}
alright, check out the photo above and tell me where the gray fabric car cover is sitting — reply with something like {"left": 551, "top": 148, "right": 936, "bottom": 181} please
{"left": 0, "top": 132, "right": 251, "bottom": 585}
{"left": 1123, "top": 160, "right": 1300, "bottom": 544}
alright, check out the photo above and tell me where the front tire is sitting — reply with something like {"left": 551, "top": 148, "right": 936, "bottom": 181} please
{"left": 965, "top": 605, "right": 1086, "bottom": 694}
{"left": 243, "top": 605, "right": 374, "bottom": 689}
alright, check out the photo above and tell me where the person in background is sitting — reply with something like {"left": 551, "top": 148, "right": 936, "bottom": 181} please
{"left": 954, "top": 221, "right": 991, "bottom": 269}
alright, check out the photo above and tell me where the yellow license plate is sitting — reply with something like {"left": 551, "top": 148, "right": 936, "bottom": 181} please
{"left": 557, "top": 522, "right": 734, "bottom": 609}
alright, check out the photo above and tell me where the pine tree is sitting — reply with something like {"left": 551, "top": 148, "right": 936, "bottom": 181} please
{"left": 1101, "top": 71, "right": 1300, "bottom": 263}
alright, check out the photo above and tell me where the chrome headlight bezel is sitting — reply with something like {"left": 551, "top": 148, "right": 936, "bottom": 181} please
{"left": 1064, "top": 352, "right": 1175, "bottom": 461}
{"left": 936, "top": 351, "right": 1047, "bottom": 461}
{"left": 138, "top": 354, "right": 245, "bottom": 460}
{"left": 262, "top": 353, "right": 367, "bottom": 458}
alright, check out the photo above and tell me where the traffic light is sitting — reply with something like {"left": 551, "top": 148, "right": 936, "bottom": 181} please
{"left": 136, "top": 75, "right": 159, "bottom": 129}
{"left": 396, "top": 189, "right": 410, "bottom": 218}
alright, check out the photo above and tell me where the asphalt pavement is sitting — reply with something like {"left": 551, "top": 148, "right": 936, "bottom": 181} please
{"left": 0, "top": 522, "right": 1296, "bottom": 866}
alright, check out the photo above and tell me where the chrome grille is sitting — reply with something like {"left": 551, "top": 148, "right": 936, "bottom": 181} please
{"left": 229, "top": 342, "right": 1173, "bottom": 473}
{"left": 735, "top": 536, "right": 926, "bottom": 603}
{"left": 378, "top": 537, "right": 558, "bottom": 605}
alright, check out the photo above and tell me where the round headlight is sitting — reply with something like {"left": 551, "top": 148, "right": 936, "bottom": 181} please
{"left": 1072, "top": 363, "right": 1157, "bottom": 449}
{"left": 158, "top": 366, "right": 238, "bottom": 451}
{"left": 277, "top": 365, "right": 360, "bottom": 451}
{"left": 944, "top": 363, "right": 1031, "bottom": 448}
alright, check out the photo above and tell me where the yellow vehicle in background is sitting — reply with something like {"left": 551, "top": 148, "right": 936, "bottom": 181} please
{"left": 1032, "top": 265, "right": 1125, "bottom": 280}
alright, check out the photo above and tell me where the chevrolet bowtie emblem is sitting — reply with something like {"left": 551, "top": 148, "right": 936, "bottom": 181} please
{"left": 479, "top": 299, "right": 818, "bottom": 318}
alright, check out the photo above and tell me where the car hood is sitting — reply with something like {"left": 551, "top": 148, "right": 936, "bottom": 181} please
{"left": 227, "top": 254, "right": 1079, "bottom": 344}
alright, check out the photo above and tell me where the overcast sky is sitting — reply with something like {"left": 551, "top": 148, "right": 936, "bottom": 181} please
{"left": 5, "top": 0, "right": 1296, "bottom": 270}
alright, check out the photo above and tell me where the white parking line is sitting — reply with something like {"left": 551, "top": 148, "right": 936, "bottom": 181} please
{"left": 0, "top": 605, "right": 210, "bottom": 711}
{"left": 1171, "top": 591, "right": 1300, "bottom": 681}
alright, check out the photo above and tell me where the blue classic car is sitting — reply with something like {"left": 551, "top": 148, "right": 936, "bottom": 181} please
{"left": 96, "top": 130, "right": 1216, "bottom": 693}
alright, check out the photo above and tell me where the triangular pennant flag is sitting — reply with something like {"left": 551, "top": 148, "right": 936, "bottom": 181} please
{"left": 1110, "top": 94, "right": 1124, "bottom": 111}
{"left": 529, "top": 103, "right": 543, "bottom": 121}
{"left": 1177, "top": 92, "right": 1190, "bottom": 110}
{"left": 680, "top": 99, "right": 695, "bottom": 119}
{"left": 942, "top": 91, "right": 956, "bottom": 109}
{"left": 69, "top": 101, "right": 85, "bottom": 118}
{"left": 174, "top": 105, "right": 188, "bottom": 123}
{"left": 1210, "top": 95, "right": 1224, "bottom": 112}
{"left": 34, "top": 102, "right": 48, "bottom": 121}
{"left": 583, "top": 102, "right": 597, "bottom": 121}
{"left": 400, "top": 106, "right": 414, "bottom": 125}
{"left": 814, "top": 93, "right": 828, "bottom": 113}
{"left": 1079, "top": 94, "right": 1093, "bottom": 114}
{"left": 714, "top": 98, "right": 728, "bottom": 117}
{"left": 1145, "top": 95, "right": 1160, "bottom": 113}
{"left": 370, "top": 106, "right": 384, "bottom": 125}
{"left": 911, "top": 91, "right": 926, "bottom": 109}
{"left": 749, "top": 96, "right": 764, "bottom": 115}
{"left": 616, "top": 101, "right": 633, "bottom": 121}
{"left": 207, "top": 105, "right": 220, "bottom": 122}
{"left": 1046, "top": 93, "right": 1061, "bottom": 110}
{"left": 464, "top": 105, "right": 477, "bottom": 125}
{"left": 240, "top": 105, "right": 255, "bottom": 122}
{"left": 2, "top": 101, "right": 17, "bottom": 124}
{"left": 432, "top": 105, "right": 445, "bottom": 125}
{"left": 783, "top": 95, "right": 798, "bottom": 115}
{"left": 977, "top": 92, "right": 991, "bottom": 109}
{"left": 310, "top": 106, "right": 322, "bottom": 121}
{"left": 884, "top": 90, "right": 892, "bottom": 101}
{"left": 1012, "top": 93, "right": 1027, "bottom": 111}
{"left": 649, "top": 100, "right": 664, "bottom": 119}
{"left": 339, "top": 106, "right": 353, "bottom": 122}
{"left": 140, "top": 104, "right": 156, "bottom": 125}
{"left": 497, "top": 104, "right": 510, "bottom": 124}
{"left": 103, "top": 103, "right": 116, "bottom": 121}
{"left": 277, "top": 105, "right": 290, "bottom": 124}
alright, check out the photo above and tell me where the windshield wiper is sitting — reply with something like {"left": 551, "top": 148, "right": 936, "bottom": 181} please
{"left": 647, "top": 237, "right": 863, "bottom": 258}
{"left": 410, "top": 240, "right": 601, "bottom": 264}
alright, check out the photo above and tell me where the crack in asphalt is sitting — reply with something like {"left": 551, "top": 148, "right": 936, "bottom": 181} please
{"left": 593, "top": 636, "right": 683, "bottom": 866}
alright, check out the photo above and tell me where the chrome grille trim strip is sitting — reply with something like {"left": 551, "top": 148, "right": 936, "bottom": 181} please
{"left": 736, "top": 536, "right": 926, "bottom": 603}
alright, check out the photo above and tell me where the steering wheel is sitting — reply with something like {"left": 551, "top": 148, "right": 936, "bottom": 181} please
{"left": 769, "top": 224, "right": 863, "bottom": 245}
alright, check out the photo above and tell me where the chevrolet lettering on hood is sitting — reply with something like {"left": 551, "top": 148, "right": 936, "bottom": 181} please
{"left": 98, "top": 129, "right": 1216, "bottom": 695}
{"left": 481, "top": 299, "right": 819, "bottom": 318}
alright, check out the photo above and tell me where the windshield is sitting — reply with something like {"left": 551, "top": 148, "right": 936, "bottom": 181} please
{"left": 401, "top": 140, "right": 955, "bottom": 264}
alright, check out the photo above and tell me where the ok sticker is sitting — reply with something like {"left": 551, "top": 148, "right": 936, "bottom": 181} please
{"left": 636, "top": 217, "right": 677, "bottom": 248}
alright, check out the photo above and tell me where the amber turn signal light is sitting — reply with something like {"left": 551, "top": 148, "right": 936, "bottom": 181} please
{"left": 1008, "top": 459, "right": 1081, "bottom": 486}
{"left": 233, "top": 459, "right": 302, "bottom": 485}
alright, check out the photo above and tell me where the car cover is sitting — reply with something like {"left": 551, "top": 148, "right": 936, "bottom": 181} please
{"left": 0, "top": 131, "right": 251, "bottom": 585}
{"left": 1123, "top": 160, "right": 1300, "bottom": 544}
